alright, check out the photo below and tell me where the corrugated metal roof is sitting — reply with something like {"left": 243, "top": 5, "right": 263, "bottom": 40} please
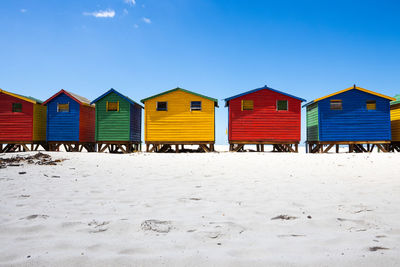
{"left": 43, "top": 89, "right": 94, "bottom": 107}
{"left": 390, "top": 94, "right": 400, "bottom": 106}
{"left": 67, "top": 91, "right": 91, "bottom": 105}
{"left": 141, "top": 87, "right": 219, "bottom": 107}
{"left": 224, "top": 85, "right": 306, "bottom": 107}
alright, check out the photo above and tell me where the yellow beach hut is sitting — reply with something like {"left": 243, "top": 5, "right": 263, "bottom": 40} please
{"left": 390, "top": 94, "right": 400, "bottom": 151}
{"left": 140, "top": 87, "right": 218, "bottom": 152}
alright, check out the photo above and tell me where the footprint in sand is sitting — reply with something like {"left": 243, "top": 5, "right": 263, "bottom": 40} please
{"left": 87, "top": 220, "right": 110, "bottom": 233}
{"left": 336, "top": 218, "right": 378, "bottom": 231}
{"left": 193, "top": 221, "right": 246, "bottom": 240}
{"left": 141, "top": 220, "right": 173, "bottom": 233}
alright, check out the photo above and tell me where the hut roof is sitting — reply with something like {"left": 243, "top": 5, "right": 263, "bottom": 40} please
{"left": 303, "top": 85, "right": 396, "bottom": 107}
{"left": 91, "top": 88, "right": 143, "bottom": 108}
{"left": 43, "top": 89, "right": 93, "bottom": 107}
{"left": 390, "top": 94, "right": 400, "bottom": 106}
{"left": 140, "top": 87, "right": 219, "bottom": 107}
{"left": 0, "top": 88, "right": 43, "bottom": 104}
{"left": 224, "top": 85, "right": 306, "bottom": 107}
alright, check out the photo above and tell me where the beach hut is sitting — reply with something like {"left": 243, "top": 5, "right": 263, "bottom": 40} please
{"left": 304, "top": 85, "right": 395, "bottom": 153}
{"left": 141, "top": 87, "right": 218, "bottom": 152}
{"left": 390, "top": 94, "right": 400, "bottom": 151}
{"left": 0, "top": 89, "right": 47, "bottom": 152}
{"left": 91, "top": 88, "right": 143, "bottom": 153}
{"left": 43, "top": 89, "right": 96, "bottom": 152}
{"left": 224, "top": 85, "right": 306, "bottom": 152}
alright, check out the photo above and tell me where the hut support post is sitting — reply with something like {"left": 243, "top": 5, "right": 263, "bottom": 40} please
{"left": 307, "top": 141, "right": 391, "bottom": 153}
{"left": 146, "top": 142, "right": 215, "bottom": 153}
{"left": 0, "top": 142, "right": 48, "bottom": 153}
{"left": 230, "top": 142, "right": 298, "bottom": 153}
{"left": 97, "top": 142, "right": 139, "bottom": 153}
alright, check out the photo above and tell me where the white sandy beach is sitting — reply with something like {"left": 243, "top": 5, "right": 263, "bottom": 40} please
{"left": 1, "top": 148, "right": 400, "bottom": 266}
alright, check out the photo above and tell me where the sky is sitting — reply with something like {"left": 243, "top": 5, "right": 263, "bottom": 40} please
{"left": 1, "top": 0, "right": 400, "bottom": 144}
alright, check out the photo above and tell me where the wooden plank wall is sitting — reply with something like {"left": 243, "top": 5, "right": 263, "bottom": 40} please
{"left": 79, "top": 104, "right": 96, "bottom": 142}
{"left": 144, "top": 90, "right": 215, "bottom": 142}
{"left": 33, "top": 103, "right": 47, "bottom": 141}
{"left": 228, "top": 89, "right": 301, "bottom": 142}
{"left": 391, "top": 103, "right": 400, "bottom": 141}
{"left": 130, "top": 104, "right": 142, "bottom": 142}
{"left": 306, "top": 102, "right": 319, "bottom": 141}
{"left": 46, "top": 93, "right": 80, "bottom": 141}
{"left": 0, "top": 92, "right": 33, "bottom": 141}
{"left": 318, "top": 89, "right": 391, "bottom": 141}
{"left": 95, "top": 92, "right": 130, "bottom": 141}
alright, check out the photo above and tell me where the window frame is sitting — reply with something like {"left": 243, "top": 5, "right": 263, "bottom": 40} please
{"left": 57, "top": 103, "right": 70, "bottom": 113}
{"left": 366, "top": 100, "right": 376, "bottom": 110}
{"left": 12, "top": 103, "right": 23, "bottom": 113}
{"left": 156, "top": 101, "right": 168, "bottom": 111}
{"left": 190, "top": 101, "right": 202, "bottom": 111}
{"left": 106, "top": 101, "right": 119, "bottom": 112}
{"left": 276, "top": 100, "right": 288, "bottom": 111}
{"left": 241, "top": 100, "right": 254, "bottom": 111}
{"left": 330, "top": 99, "right": 343, "bottom": 110}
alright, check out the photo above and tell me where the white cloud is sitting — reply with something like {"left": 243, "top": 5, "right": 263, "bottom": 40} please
{"left": 20, "top": 9, "right": 27, "bottom": 13}
{"left": 124, "top": 0, "right": 136, "bottom": 5}
{"left": 123, "top": 8, "right": 129, "bottom": 15}
{"left": 142, "top": 17, "right": 151, "bottom": 24}
{"left": 83, "top": 9, "right": 115, "bottom": 18}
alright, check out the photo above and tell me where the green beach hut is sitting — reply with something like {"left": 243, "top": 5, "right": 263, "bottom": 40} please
{"left": 91, "top": 88, "right": 143, "bottom": 153}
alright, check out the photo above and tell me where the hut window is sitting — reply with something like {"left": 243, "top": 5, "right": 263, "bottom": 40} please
{"left": 366, "top": 100, "right": 376, "bottom": 110}
{"left": 12, "top": 103, "right": 22, "bottom": 112}
{"left": 57, "top": 103, "right": 69, "bottom": 112}
{"left": 242, "top": 100, "right": 254, "bottom": 110}
{"left": 107, "top": 101, "right": 119, "bottom": 112}
{"left": 157, "top": 101, "right": 168, "bottom": 111}
{"left": 277, "top": 100, "right": 288, "bottom": 111}
{"left": 330, "top": 100, "right": 342, "bottom": 110}
{"left": 191, "top": 101, "right": 202, "bottom": 111}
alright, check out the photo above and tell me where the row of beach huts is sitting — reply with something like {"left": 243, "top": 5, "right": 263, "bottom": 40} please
{"left": 1, "top": 85, "right": 400, "bottom": 153}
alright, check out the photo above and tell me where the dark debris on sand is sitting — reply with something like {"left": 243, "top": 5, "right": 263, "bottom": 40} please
{"left": 369, "top": 246, "right": 389, "bottom": 252}
{"left": 0, "top": 152, "right": 65, "bottom": 169}
{"left": 271, "top": 215, "right": 298, "bottom": 220}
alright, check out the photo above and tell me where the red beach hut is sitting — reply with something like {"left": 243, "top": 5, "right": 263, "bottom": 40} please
{"left": 224, "top": 85, "right": 306, "bottom": 152}
{"left": 0, "top": 88, "right": 47, "bottom": 152}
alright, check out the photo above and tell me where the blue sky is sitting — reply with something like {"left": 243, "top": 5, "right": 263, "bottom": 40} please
{"left": 1, "top": 0, "right": 400, "bottom": 144}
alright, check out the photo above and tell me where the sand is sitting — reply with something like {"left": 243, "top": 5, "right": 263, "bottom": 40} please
{"left": 0, "top": 148, "right": 400, "bottom": 266}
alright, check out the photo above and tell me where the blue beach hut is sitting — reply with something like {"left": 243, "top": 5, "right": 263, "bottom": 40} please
{"left": 43, "top": 89, "right": 96, "bottom": 152}
{"left": 303, "top": 85, "right": 395, "bottom": 153}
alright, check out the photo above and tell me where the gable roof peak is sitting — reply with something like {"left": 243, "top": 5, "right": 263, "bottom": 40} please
{"left": 90, "top": 88, "right": 143, "bottom": 108}
{"left": 303, "top": 85, "right": 396, "bottom": 107}
{"left": 140, "top": 88, "right": 218, "bottom": 107}
{"left": 224, "top": 85, "right": 306, "bottom": 106}
{"left": 43, "top": 89, "right": 93, "bottom": 107}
